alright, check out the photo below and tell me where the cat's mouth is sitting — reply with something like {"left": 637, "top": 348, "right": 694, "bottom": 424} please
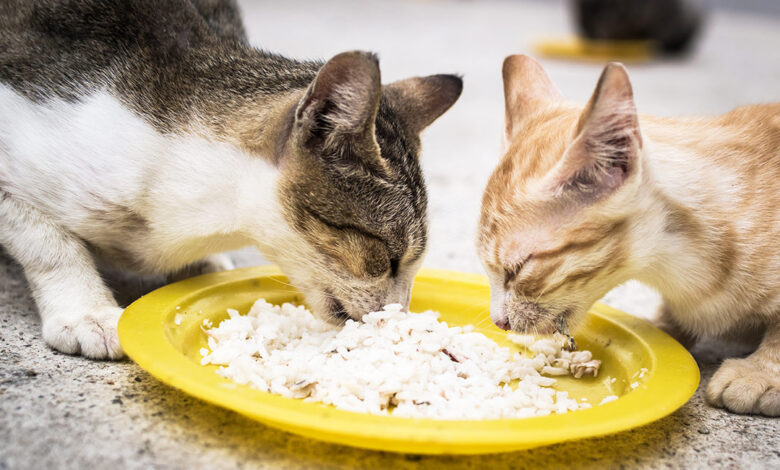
{"left": 326, "top": 293, "right": 354, "bottom": 323}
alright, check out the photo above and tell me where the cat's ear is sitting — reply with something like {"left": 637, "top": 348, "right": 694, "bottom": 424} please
{"left": 502, "top": 55, "right": 563, "bottom": 141}
{"left": 547, "top": 63, "right": 642, "bottom": 199}
{"left": 295, "top": 51, "right": 381, "bottom": 150}
{"left": 384, "top": 74, "right": 463, "bottom": 133}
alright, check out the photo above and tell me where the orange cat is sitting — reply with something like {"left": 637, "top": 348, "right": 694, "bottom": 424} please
{"left": 478, "top": 55, "right": 779, "bottom": 416}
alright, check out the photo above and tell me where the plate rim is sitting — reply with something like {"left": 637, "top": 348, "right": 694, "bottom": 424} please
{"left": 118, "top": 265, "right": 700, "bottom": 454}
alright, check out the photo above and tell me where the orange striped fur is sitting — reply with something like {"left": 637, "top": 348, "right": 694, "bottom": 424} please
{"left": 478, "top": 55, "right": 779, "bottom": 416}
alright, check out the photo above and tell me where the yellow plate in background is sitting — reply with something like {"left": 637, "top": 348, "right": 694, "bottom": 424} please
{"left": 534, "top": 36, "right": 655, "bottom": 63}
{"left": 118, "top": 266, "right": 699, "bottom": 454}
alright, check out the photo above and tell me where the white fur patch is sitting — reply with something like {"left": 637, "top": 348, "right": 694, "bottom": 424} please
{"left": 0, "top": 86, "right": 284, "bottom": 272}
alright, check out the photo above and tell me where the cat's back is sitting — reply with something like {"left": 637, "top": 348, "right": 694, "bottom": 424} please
{"left": 648, "top": 103, "right": 780, "bottom": 185}
{"left": 0, "top": 0, "right": 244, "bottom": 102}
{"left": 719, "top": 103, "right": 780, "bottom": 162}
{"left": 1, "top": 0, "right": 319, "bottom": 131}
{"left": 717, "top": 103, "right": 780, "bottom": 199}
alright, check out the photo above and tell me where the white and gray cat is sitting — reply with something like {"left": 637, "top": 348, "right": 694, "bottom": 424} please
{"left": 0, "top": 0, "right": 462, "bottom": 359}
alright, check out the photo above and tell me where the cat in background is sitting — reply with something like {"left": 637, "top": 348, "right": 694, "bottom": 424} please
{"left": 478, "top": 54, "right": 778, "bottom": 416}
{"left": 0, "top": 0, "right": 462, "bottom": 359}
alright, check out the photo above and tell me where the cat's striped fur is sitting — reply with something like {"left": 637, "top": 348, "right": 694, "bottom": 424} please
{"left": 479, "top": 55, "right": 779, "bottom": 416}
{"left": 0, "top": 0, "right": 462, "bottom": 359}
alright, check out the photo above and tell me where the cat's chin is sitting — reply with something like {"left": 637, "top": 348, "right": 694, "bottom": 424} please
{"left": 303, "top": 288, "right": 364, "bottom": 325}
{"left": 508, "top": 318, "right": 558, "bottom": 335}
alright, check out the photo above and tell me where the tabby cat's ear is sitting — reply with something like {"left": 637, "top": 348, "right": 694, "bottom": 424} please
{"left": 295, "top": 51, "right": 381, "bottom": 150}
{"left": 547, "top": 63, "right": 642, "bottom": 200}
{"left": 384, "top": 74, "right": 463, "bottom": 133}
{"left": 502, "top": 54, "right": 563, "bottom": 141}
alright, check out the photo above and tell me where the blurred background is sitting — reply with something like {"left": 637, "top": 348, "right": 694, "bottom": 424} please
{"left": 2, "top": 2, "right": 779, "bottom": 468}
{"left": 233, "top": 0, "right": 780, "bottom": 320}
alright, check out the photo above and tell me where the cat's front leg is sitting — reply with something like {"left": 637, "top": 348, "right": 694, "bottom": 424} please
{"left": 0, "top": 194, "right": 123, "bottom": 359}
{"left": 706, "top": 322, "right": 780, "bottom": 416}
{"left": 655, "top": 303, "right": 698, "bottom": 349}
{"left": 166, "top": 253, "right": 235, "bottom": 283}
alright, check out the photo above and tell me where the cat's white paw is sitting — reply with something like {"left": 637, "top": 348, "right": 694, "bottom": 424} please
{"left": 41, "top": 306, "right": 125, "bottom": 360}
{"left": 706, "top": 357, "right": 780, "bottom": 416}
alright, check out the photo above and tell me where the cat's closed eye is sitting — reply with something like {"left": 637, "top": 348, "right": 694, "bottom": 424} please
{"left": 503, "top": 254, "right": 533, "bottom": 288}
{"left": 390, "top": 258, "right": 400, "bottom": 277}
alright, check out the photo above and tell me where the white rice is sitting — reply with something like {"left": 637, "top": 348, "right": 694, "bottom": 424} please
{"left": 200, "top": 300, "right": 606, "bottom": 419}
{"left": 600, "top": 395, "right": 619, "bottom": 405}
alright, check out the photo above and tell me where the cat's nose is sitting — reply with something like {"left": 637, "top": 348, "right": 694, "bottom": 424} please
{"left": 495, "top": 317, "right": 511, "bottom": 331}
{"left": 383, "top": 285, "right": 412, "bottom": 311}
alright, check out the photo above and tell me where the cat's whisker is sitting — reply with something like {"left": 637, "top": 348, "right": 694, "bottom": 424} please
{"left": 472, "top": 316, "right": 494, "bottom": 330}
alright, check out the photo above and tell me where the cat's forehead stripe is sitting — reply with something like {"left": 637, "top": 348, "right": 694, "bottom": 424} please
{"left": 533, "top": 219, "right": 627, "bottom": 261}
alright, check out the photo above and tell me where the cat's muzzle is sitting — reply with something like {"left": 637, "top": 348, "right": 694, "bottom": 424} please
{"left": 507, "top": 301, "right": 570, "bottom": 335}
{"left": 325, "top": 292, "right": 353, "bottom": 323}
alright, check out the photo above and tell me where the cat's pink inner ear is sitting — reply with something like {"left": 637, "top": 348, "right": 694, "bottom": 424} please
{"left": 547, "top": 63, "right": 642, "bottom": 198}
{"left": 502, "top": 55, "right": 563, "bottom": 141}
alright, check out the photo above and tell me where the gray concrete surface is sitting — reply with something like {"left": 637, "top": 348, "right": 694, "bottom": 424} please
{"left": 2, "top": 0, "right": 780, "bottom": 468}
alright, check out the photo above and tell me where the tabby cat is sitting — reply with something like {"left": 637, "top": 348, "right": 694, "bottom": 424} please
{"left": 0, "top": 0, "right": 462, "bottom": 359}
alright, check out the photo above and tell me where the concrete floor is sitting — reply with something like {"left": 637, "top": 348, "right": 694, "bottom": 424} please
{"left": 2, "top": 0, "right": 780, "bottom": 468}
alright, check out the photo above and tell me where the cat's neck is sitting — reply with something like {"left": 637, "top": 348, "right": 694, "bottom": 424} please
{"left": 219, "top": 88, "right": 304, "bottom": 163}
{"left": 632, "top": 116, "right": 762, "bottom": 318}
{"left": 129, "top": 45, "right": 314, "bottom": 162}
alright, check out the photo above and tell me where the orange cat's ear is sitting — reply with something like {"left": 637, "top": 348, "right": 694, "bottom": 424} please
{"left": 502, "top": 55, "right": 563, "bottom": 142}
{"left": 546, "top": 63, "right": 642, "bottom": 199}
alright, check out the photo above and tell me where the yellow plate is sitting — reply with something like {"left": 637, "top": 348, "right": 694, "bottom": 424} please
{"left": 534, "top": 36, "right": 655, "bottom": 63}
{"left": 118, "top": 266, "right": 699, "bottom": 454}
